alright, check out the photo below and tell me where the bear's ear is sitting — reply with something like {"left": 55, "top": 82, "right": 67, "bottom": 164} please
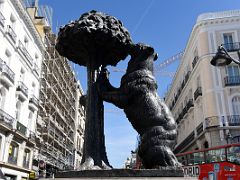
{"left": 154, "top": 53, "right": 158, "bottom": 61}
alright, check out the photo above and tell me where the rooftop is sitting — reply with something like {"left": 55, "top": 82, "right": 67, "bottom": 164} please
{"left": 197, "top": 9, "right": 240, "bottom": 23}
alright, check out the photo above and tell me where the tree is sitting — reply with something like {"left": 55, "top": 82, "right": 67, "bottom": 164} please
{"left": 56, "top": 10, "right": 132, "bottom": 169}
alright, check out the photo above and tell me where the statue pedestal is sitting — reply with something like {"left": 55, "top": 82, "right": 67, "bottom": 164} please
{"left": 46, "top": 168, "right": 197, "bottom": 180}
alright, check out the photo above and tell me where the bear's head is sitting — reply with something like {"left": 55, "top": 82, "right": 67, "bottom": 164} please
{"left": 126, "top": 43, "right": 158, "bottom": 74}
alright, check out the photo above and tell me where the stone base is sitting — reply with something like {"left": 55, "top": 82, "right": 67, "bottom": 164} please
{"left": 49, "top": 168, "right": 195, "bottom": 179}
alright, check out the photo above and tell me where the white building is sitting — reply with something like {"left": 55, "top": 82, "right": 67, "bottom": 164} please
{"left": 0, "top": 0, "right": 44, "bottom": 179}
{"left": 164, "top": 10, "right": 240, "bottom": 154}
{"left": 74, "top": 87, "right": 85, "bottom": 170}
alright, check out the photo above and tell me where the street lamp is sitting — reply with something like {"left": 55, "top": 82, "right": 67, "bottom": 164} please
{"left": 211, "top": 44, "right": 240, "bottom": 66}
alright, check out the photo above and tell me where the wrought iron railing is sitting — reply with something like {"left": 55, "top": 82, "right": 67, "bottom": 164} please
{"left": 224, "top": 76, "right": 240, "bottom": 86}
{"left": 18, "top": 40, "right": 33, "bottom": 65}
{"left": 17, "top": 81, "right": 28, "bottom": 97}
{"left": 16, "top": 121, "right": 27, "bottom": 136}
{"left": 0, "top": 58, "right": 15, "bottom": 83}
{"left": 192, "top": 56, "right": 199, "bottom": 69}
{"left": 8, "top": 156, "right": 17, "bottom": 165}
{"left": 174, "top": 131, "right": 195, "bottom": 154}
{"left": 227, "top": 115, "right": 240, "bottom": 126}
{"left": 0, "top": 109, "right": 15, "bottom": 128}
{"left": 0, "top": 11, "right": 5, "bottom": 27}
{"left": 23, "top": 160, "right": 30, "bottom": 169}
{"left": 194, "top": 87, "right": 202, "bottom": 100}
{"left": 186, "top": 99, "right": 194, "bottom": 110}
{"left": 29, "top": 95, "right": 39, "bottom": 107}
{"left": 7, "top": 25, "right": 17, "bottom": 43}
{"left": 223, "top": 42, "right": 240, "bottom": 52}
{"left": 196, "top": 122, "right": 203, "bottom": 136}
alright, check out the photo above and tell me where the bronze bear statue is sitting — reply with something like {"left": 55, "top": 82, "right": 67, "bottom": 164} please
{"left": 97, "top": 43, "right": 180, "bottom": 168}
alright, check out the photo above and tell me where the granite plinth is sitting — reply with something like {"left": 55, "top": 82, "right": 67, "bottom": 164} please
{"left": 54, "top": 168, "right": 185, "bottom": 179}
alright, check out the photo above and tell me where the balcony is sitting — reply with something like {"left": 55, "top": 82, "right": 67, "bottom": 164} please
{"left": 28, "top": 130, "right": 36, "bottom": 142}
{"left": 227, "top": 115, "right": 240, "bottom": 126}
{"left": 18, "top": 40, "right": 33, "bottom": 66}
{"left": 23, "top": 160, "right": 30, "bottom": 169}
{"left": 184, "top": 71, "right": 191, "bottom": 83}
{"left": 186, "top": 99, "right": 194, "bottom": 110}
{"left": 194, "top": 87, "right": 202, "bottom": 100}
{"left": 0, "top": 11, "right": 5, "bottom": 28}
{"left": 174, "top": 131, "right": 195, "bottom": 154}
{"left": 0, "top": 109, "right": 15, "bottom": 129}
{"left": 196, "top": 122, "right": 203, "bottom": 136}
{"left": 29, "top": 95, "right": 39, "bottom": 111}
{"left": 7, "top": 25, "right": 17, "bottom": 43}
{"left": 16, "top": 121, "right": 27, "bottom": 136}
{"left": 223, "top": 42, "right": 240, "bottom": 52}
{"left": 224, "top": 76, "right": 240, "bottom": 86}
{"left": 192, "top": 56, "right": 199, "bottom": 69}
{"left": 0, "top": 58, "right": 15, "bottom": 87}
{"left": 8, "top": 156, "right": 17, "bottom": 165}
{"left": 205, "top": 116, "right": 220, "bottom": 128}
{"left": 182, "top": 107, "right": 188, "bottom": 118}
{"left": 16, "top": 81, "right": 28, "bottom": 101}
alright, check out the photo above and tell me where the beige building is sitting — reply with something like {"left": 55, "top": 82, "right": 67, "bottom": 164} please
{"left": 165, "top": 10, "right": 240, "bottom": 154}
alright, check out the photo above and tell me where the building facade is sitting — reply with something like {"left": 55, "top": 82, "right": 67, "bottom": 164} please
{"left": 165, "top": 10, "right": 240, "bottom": 154}
{"left": 25, "top": 1, "right": 85, "bottom": 177}
{"left": 0, "top": 0, "right": 44, "bottom": 179}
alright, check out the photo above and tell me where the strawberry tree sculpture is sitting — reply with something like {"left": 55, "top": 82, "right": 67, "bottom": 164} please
{"left": 56, "top": 10, "right": 132, "bottom": 169}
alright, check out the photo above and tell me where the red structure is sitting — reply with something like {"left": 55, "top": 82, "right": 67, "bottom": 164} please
{"left": 176, "top": 143, "right": 240, "bottom": 179}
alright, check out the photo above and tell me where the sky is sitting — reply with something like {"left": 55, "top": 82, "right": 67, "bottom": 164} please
{"left": 39, "top": 0, "right": 240, "bottom": 168}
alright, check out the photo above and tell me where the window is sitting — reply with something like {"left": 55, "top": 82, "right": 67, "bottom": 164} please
{"left": 227, "top": 146, "right": 240, "bottom": 164}
{"left": 23, "top": 149, "right": 30, "bottom": 168}
{"left": 227, "top": 66, "right": 240, "bottom": 77}
{"left": 0, "top": 0, "right": 4, "bottom": 13}
{"left": 0, "top": 87, "right": 6, "bottom": 109}
{"left": 5, "top": 174, "right": 17, "bottom": 180}
{"left": 31, "top": 82, "right": 36, "bottom": 95}
{"left": 15, "top": 100, "right": 22, "bottom": 121}
{"left": 5, "top": 49, "right": 11, "bottom": 64}
{"left": 8, "top": 141, "right": 18, "bottom": 165}
{"left": 196, "top": 76, "right": 201, "bottom": 88}
{"left": 177, "top": 155, "right": 187, "bottom": 165}
{"left": 28, "top": 111, "right": 33, "bottom": 131}
{"left": 24, "top": 36, "right": 29, "bottom": 48}
{"left": 187, "top": 152, "right": 205, "bottom": 165}
{"left": 223, "top": 33, "right": 234, "bottom": 51}
{"left": 20, "top": 68, "right": 25, "bottom": 82}
{"left": 10, "top": 14, "right": 16, "bottom": 29}
{"left": 206, "top": 148, "right": 226, "bottom": 163}
{"left": 232, "top": 96, "right": 240, "bottom": 115}
{"left": 188, "top": 89, "right": 192, "bottom": 99}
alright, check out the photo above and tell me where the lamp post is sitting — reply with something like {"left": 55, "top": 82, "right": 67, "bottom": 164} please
{"left": 211, "top": 44, "right": 240, "bottom": 66}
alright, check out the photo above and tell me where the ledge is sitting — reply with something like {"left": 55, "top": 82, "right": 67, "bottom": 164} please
{"left": 55, "top": 168, "right": 184, "bottom": 178}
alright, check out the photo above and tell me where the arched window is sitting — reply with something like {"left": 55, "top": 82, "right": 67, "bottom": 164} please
{"left": 232, "top": 96, "right": 240, "bottom": 115}
{"left": 28, "top": 111, "right": 34, "bottom": 131}
{"left": 31, "top": 82, "right": 36, "bottom": 95}
{"left": 23, "top": 148, "right": 30, "bottom": 168}
{"left": 15, "top": 100, "right": 22, "bottom": 120}
{"left": 204, "top": 141, "right": 209, "bottom": 149}
{"left": 8, "top": 141, "right": 18, "bottom": 165}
